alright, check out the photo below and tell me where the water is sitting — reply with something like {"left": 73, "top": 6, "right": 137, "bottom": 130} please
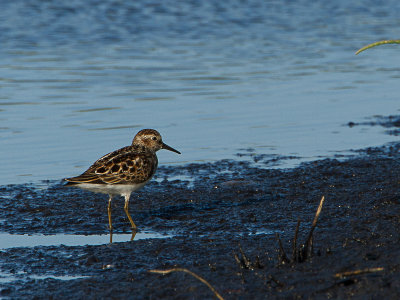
{"left": 1, "top": 0, "right": 400, "bottom": 185}
{"left": 0, "top": 271, "right": 89, "bottom": 284}
{"left": 0, "top": 232, "right": 172, "bottom": 249}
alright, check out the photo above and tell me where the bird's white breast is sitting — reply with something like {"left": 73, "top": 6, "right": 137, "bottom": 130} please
{"left": 75, "top": 182, "right": 148, "bottom": 197}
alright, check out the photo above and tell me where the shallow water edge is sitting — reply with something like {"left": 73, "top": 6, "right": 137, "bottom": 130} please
{"left": 1, "top": 140, "right": 400, "bottom": 298}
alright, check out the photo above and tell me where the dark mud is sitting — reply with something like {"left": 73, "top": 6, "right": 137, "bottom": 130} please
{"left": 1, "top": 143, "right": 400, "bottom": 299}
{"left": 348, "top": 114, "right": 400, "bottom": 136}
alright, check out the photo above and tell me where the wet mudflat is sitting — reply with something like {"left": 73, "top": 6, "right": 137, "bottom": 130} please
{"left": 1, "top": 143, "right": 400, "bottom": 299}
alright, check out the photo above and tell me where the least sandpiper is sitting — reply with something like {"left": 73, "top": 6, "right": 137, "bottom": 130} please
{"left": 64, "top": 129, "right": 180, "bottom": 240}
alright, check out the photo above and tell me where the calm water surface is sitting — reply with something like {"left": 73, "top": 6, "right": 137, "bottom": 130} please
{"left": 1, "top": 0, "right": 400, "bottom": 185}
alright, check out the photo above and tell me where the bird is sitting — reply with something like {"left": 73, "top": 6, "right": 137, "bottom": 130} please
{"left": 64, "top": 129, "right": 181, "bottom": 241}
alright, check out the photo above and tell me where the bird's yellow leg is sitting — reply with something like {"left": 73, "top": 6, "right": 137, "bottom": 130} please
{"left": 108, "top": 195, "right": 113, "bottom": 243}
{"left": 107, "top": 196, "right": 112, "bottom": 231}
{"left": 108, "top": 195, "right": 113, "bottom": 231}
{"left": 130, "top": 230, "right": 136, "bottom": 241}
{"left": 124, "top": 194, "right": 137, "bottom": 230}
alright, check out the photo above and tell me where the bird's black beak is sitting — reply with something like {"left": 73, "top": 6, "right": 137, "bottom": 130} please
{"left": 162, "top": 142, "right": 181, "bottom": 154}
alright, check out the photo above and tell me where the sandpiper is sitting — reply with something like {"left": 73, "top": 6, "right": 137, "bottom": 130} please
{"left": 64, "top": 129, "right": 180, "bottom": 240}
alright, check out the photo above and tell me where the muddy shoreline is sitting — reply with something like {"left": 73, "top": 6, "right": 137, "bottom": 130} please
{"left": 1, "top": 141, "right": 400, "bottom": 299}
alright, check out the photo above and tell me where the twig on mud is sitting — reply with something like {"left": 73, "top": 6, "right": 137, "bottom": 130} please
{"left": 235, "top": 243, "right": 251, "bottom": 269}
{"left": 334, "top": 267, "right": 384, "bottom": 278}
{"left": 276, "top": 233, "right": 290, "bottom": 264}
{"left": 301, "top": 195, "right": 325, "bottom": 260}
{"left": 149, "top": 267, "right": 224, "bottom": 300}
{"left": 276, "top": 196, "right": 325, "bottom": 264}
{"left": 234, "top": 243, "right": 263, "bottom": 270}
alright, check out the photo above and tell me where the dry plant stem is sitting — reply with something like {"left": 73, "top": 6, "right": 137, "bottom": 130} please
{"left": 302, "top": 196, "right": 325, "bottom": 259}
{"left": 239, "top": 244, "right": 251, "bottom": 269}
{"left": 334, "top": 267, "right": 384, "bottom": 278}
{"left": 233, "top": 253, "right": 241, "bottom": 265}
{"left": 276, "top": 233, "right": 290, "bottom": 263}
{"left": 149, "top": 268, "right": 224, "bottom": 300}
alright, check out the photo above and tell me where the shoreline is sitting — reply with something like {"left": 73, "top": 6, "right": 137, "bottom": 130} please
{"left": 1, "top": 141, "right": 400, "bottom": 298}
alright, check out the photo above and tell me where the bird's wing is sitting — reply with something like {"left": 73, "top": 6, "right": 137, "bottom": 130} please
{"left": 65, "top": 146, "right": 158, "bottom": 185}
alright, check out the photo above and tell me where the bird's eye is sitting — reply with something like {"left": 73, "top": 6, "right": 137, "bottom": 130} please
{"left": 152, "top": 137, "right": 157, "bottom": 141}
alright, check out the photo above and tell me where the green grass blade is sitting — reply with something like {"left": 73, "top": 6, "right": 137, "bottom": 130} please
{"left": 355, "top": 39, "right": 400, "bottom": 55}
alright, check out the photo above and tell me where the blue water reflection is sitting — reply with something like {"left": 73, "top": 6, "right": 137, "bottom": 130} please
{"left": 1, "top": 0, "right": 400, "bottom": 184}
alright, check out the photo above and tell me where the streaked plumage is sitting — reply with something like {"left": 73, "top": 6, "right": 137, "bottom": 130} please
{"left": 64, "top": 129, "right": 180, "bottom": 238}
